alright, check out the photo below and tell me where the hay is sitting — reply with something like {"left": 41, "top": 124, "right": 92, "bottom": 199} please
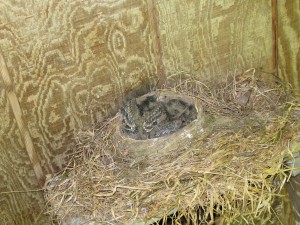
{"left": 44, "top": 69, "right": 300, "bottom": 225}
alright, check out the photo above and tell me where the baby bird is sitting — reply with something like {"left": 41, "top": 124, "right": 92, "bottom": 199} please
{"left": 181, "top": 105, "right": 198, "bottom": 126}
{"left": 149, "top": 119, "right": 182, "bottom": 139}
{"left": 121, "top": 96, "right": 197, "bottom": 139}
{"left": 143, "top": 102, "right": 167, "bottom": 133}
{"left": 166, "top": 99, "right": 197, "bottom": 127}
{"left": 121, "top": 99, "right": 140, "bottom": 133}
{"left": 165, "top": 99, "right": 189, "bottom": 119}
{"left": 138, "top": 95, "right": 157, "bottom": 114}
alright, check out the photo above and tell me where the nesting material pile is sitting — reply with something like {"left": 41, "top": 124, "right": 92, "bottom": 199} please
{"left": 44, "top": 69, "right": 299, "bottom": 225}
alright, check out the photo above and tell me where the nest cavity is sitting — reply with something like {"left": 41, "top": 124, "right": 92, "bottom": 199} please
{"left": 121, "top": 92, "right": 198, "bottom": 140}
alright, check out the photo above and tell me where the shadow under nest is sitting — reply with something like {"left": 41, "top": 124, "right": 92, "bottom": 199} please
{"left": 44, "top": 69, "right": 299, "bottom": 225}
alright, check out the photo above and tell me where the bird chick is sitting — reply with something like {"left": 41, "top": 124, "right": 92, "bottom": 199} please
{"left": 138, "top": 95, "right": 157, "bottom": 116}
{"left": 149, "top": 119, "right": 182, "bottom": 138}
{"left": 121, "top": 99, "right": 141, "bottom": 133}
{"left": 180, "top": 105, "right": 197, "bottom": 126}
{"left": 143, "top": 102, "right": 167, "bottom": 133}
{"left": 166, "top": 99, "right": 189, "bottom": 119}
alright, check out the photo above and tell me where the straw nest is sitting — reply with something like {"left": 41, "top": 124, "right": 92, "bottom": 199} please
{"left": 44, "top": 69, "right": 300, "bottom": 225}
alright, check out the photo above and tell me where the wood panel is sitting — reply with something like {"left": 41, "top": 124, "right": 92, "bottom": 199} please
{"left": 0, "top": 81, "right": 50, "bottom": 225}
{"left": 0, "top": 0, "right": 158, "bottom": 175}
{"left": 278, "top": 0, "right": 300, "bottom": 98}
{"left": 0, "top": 0, "right": 280, "bottom": 223}
{"left": 155, "top": 0, "right": 274, "bottom": 83}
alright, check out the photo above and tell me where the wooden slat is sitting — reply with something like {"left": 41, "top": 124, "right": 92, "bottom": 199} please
{"left": 278, "top": 0, "right": 300, "bottom": 98}
{"left": 0, "top": 80, "right": 50, "bottom": 224}
{"left": 147, "top": 0, "right": 167, "bottom": 87}
{"left": 155, "top": 0, "right": 275, "bottom": 83}
{"left": 0, "top": 49, "right": 44, "bottom": 186}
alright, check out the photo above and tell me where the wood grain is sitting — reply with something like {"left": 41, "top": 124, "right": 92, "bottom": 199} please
{"left": 0, "top": 0, "right": 158, "bottom": 174}
{"left": 0, "top": 49, "right": 44, "bottom": 186}
{"left": 155, "top": 0, "right": 274, "bottom": 83}
{"left": 147, "top": 0, "right": 166, "bottom": 87}
{"left": 0, "top": 0, "right": 158, "bottom": 223}
{"left": 278, "top": 0, "right": 300, "bottom": 98}
{"left": 0, "top": 80, "right": 50, "bottom": 224}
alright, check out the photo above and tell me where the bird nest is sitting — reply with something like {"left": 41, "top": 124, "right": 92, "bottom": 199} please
{"left": 44, "top": 69, "right": 299, "bottom": 225}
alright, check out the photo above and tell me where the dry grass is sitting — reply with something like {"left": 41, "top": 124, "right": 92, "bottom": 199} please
{"left": 44, "top": 69, "right": 299, "bottom": 225}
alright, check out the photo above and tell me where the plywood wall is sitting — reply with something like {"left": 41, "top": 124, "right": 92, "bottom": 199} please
{"left": 156, "top": 0, "right": 274, "bottom": 83}
{"left": 0, "top": 0, "right": 159, "bottom": 224}
{"left": 0, "top": 0, "right": 158, "bottom": 175}
{"left": 0, "top": 81, "right": 50, "bottom": 224}
{"left": 278, "top": 0, "right": 300, "bottom": 98}
{"left": 1, "top": 0, "right": 295, "bottom": 224}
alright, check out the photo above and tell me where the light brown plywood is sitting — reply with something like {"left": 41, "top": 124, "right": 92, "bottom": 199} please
{"left": 0, "top": 49, "right": 44, "bottom": 186}
{"left": 156, "top": 0, "right": 274, "bottom": 82}
{"left": 278, "top": 0, "right": 300, "bottom": 98}
{"left": 0, "top": 81, "right": 50, "bottom": 225}
{"left": 0, "top": 0, "right": 158, "bottom": 174}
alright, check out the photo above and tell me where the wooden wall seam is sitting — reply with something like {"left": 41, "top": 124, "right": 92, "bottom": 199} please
{"left": 147, "top": 0, "right": 166, "bottom": 88}
{"left": 277, "top": 0, "right": 300, "bottom": 98}
{"left": 271, "top": 0, "right": 278, "bottom": 78}
{"left": 0, "top": 49, "right": 45, "bottom": 187}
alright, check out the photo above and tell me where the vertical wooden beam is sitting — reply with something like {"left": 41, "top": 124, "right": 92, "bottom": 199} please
{"left": 0, "top": 49, "right": 45, "bottom": 187}
{"left": 146, "top": 0, "right": 166, "bottom": 88}
{"left": 271, "top": 0, "right": 278, "bottom": 78}
{"left": 277, "top": 0, "right": 300, "bottom": 98}
{"left": 0, "top": 69, "right": 50, "bottom": 224}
